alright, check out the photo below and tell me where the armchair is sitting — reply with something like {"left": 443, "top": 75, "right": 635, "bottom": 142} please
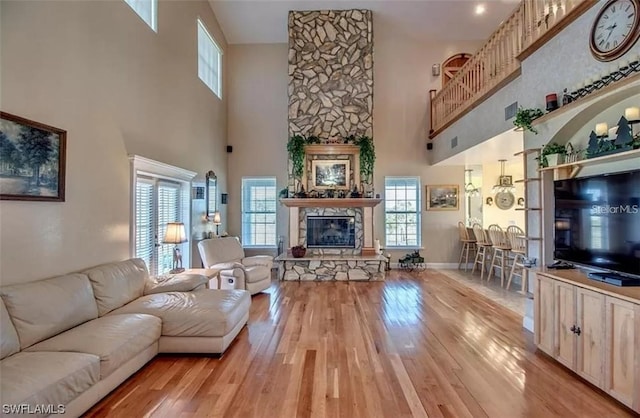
{"left": 197, "top": 237, "right": 273, "bottom": 295}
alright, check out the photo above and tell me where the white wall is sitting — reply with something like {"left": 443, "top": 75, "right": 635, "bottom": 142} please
{"left": 226, "top": 14, "right": 483, "bottom": 263}
{"left": 481, "top": 160, "right": 525, "bottom": 229}
{"left": 0, "top": 1, "right": 228, "bottom": 284}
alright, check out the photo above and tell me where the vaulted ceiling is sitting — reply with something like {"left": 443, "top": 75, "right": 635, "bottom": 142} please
{"left": 209, "top": 0, "right": 521, "bottom": 44}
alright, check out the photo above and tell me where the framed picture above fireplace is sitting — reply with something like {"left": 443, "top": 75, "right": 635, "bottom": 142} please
{"left": 311, "top": 159, "right": 350, "bottom": 190}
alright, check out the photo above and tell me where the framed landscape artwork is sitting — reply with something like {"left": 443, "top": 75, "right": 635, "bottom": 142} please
{"left": 311, "top": 159, "right": 350, "bottom": 190}
{"left": 426, "top": 184, "right": 459, "bottom": 211}
{"left": 0, "top": 112, "right": 66, "bottom": 202}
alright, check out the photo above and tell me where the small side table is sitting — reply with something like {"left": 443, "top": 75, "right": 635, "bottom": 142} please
{"left": 184, "top": 268, "right": 220, "bottom": 289}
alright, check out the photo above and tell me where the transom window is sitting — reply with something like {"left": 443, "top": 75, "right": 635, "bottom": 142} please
{"left": 385, "top": 177, "right": 421, "bottom": 248}
{"left": 241, "top": 177, "right": 277, "bottom": 248}
{"left": 197, "top": 19, "right": 222, "bottom": 98}
{"left": 123, "top": 0, "right": 157, "bottom": 32}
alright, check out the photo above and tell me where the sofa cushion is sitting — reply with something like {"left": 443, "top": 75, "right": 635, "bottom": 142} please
{"left": 198, "top": 237, "right": 245, "bottom": 268}
{"left": 0, "top": 298, "right": 20, "bottom": 360}
{"left": 0, "top": 274, "right": 99, "bottom": 349}
{"left": 83, "top": 258, "right": 148, "bottom": 316}
{"left": 109, "top": 289, "right": 251, "bottom": 338}
{"left": 25, "top": 314, "right": 161, "bottom": 378}
{"left": 0, "top": 351, "right": 99, "bottom": 415}
{"left": 244, "top": 265, "right": 271, "bottom": 284}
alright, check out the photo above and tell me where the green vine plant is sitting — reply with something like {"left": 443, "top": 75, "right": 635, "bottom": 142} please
{"left": 354, "top": 135, "right": 375, "bottom": 185}
{"left": 286, "top": 134, "right": 307, "bottom": 182}
{"left": 513, "top": 107, "right": 544, "bottom": 134}
{"left": 537, "top": 142, "right": 567, "bottom": 167}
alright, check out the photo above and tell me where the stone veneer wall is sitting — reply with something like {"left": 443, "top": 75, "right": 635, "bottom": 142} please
{"left": 288, "top": 9, "right": 373, "bottom": 139}
{"left": 280, "top": 259, "right": 385, "bottom": 281}
{"left": 299, "top": 207, "right": 363, "bottom": 254}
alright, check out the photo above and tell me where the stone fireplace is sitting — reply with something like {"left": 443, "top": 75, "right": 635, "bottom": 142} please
{"left": 306, "top": 215, "right": 356, "bottom": 249}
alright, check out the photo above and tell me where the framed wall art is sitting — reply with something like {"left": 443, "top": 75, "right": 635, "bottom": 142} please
{"left": 426, "top": 184, "right": 459, "bottom": 211}
{"left": 0, "top": 112, "right": 66, "bottom": 202}
{"left": 311, "top": 159, "right": 350, "bottom": 190}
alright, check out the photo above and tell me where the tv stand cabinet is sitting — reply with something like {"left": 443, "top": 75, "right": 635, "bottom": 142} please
{"left": 533, "top": 268, "right": 640, "bottom": 413}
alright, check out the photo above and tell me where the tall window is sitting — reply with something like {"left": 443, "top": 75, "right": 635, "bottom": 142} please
{"left": 197, "top": 19, "right": 222, "bottom": 98}
{"left": 123, "top": 0, "right": 157, "bottom": 32}
{"left": 385, "top": 177, "right": 421, "bottom": 247}
{"left": 242, "top": 177, "right": 277, "bottom": 247}
{"left": 135, "top": 177, "right": 182, "bottom": 275}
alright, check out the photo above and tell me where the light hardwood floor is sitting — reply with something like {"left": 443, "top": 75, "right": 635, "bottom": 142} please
{"left": 84, "top": 270, "right": 636, "bottom": 417}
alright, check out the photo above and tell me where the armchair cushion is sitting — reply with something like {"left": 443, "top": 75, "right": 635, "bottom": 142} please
{"left": 198, "top": 237, "right": 245, "bottom": 267}
{"left": 144, "top": 273, "right": 208, "bottom": 295}
{"left": 242, "top": 255, "right": 273, "bottom": 270}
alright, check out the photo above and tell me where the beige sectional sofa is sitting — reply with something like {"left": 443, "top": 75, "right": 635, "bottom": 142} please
{"left": 0, "top": 258, "right": 250, "bottom": 418}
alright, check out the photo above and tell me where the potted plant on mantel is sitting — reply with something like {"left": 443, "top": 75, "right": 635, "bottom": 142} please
{"left": 286, "top": 134, "right": 306, "bottom": 196}
{"left": 540, "top": 142, "right": 567, "bottom": 167}
{"left": 514, "top": 107, "right": 544, "bottom": 134}
{"left": 353, "top": 135, "right": 376, "bottom": 196}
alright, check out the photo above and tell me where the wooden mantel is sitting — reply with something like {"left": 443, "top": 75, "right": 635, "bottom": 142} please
{"left": 279, "top": 198, "right": 382, "bottom": 208}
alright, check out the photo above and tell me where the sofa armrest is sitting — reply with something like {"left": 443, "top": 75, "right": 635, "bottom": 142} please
{"left": 144, "top": 273, "right": 208, "bottom": 295}
{"left": 210, "top": 262, "right": 245, "bottom": 271}
{"left": 242, "top": 255, "right": 273, "bottom": 269}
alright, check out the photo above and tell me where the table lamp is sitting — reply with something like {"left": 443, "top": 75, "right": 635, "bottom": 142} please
{"left": 212, "top": 211, "right": 221, "bottom": 237}
{"left": 163, "top": 222, "right": 187, "bottom": 273}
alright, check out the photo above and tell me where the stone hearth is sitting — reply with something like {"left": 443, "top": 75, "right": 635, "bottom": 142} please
{"left": 275, "top": 254, "right": 386, "bottom": 281}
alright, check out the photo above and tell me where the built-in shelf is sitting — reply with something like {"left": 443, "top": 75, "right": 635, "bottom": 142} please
{"left": 532, "top": 72, "right": 640, "bottom": 127}
{"left": 514, "top": 148, "right": 541, "bottom": 156}
{"left": 539, "top": 148, "right": 640, "bottom": 180}
{"left": 516, "top": 207, "right": 541, "bottom": 211}
{"left": 515, "top": 177, "right": 541, "bottom": 183}
{"left": 279, "top": 198, "right": 383, "bottom": 208}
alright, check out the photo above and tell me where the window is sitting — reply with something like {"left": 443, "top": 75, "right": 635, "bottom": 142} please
{"left": 124, "top": 0, "right": 157, "bottom": 32}
{"left": 135, "top": 177, "right": 182, "bottom": 275}
{"left": 242, "top": 177, "right": 277, "bottom": 247}
{"left": 197, "top": 19, "right": 222, "bottom": 98}
{"left": 130, "top": 155, "right": 196, "bottom": 276}
{"left": 385, "top": 177, "right": 421, "bottom": 247}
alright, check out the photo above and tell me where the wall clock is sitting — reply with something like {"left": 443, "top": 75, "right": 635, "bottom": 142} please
{"left": 495, "top": 191, "right": 515, "bottom": 210}
{"left": 589, "top": 0, "right": 640, "bottom": 62}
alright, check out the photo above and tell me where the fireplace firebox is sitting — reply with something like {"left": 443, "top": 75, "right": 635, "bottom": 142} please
{"left": 306, "top": 216, "right": 356, "bottom": 248}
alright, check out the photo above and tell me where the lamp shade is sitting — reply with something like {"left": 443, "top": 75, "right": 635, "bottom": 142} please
{"left": 163, "top": 222, "right": 187, "bottom": 244}
{"left": 212, "top": 211, "right": 221, "bottom": 225}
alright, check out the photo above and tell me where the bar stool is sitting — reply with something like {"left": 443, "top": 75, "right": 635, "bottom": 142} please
{"left": 506, "top": 226, "right": 526, "bottom": 292}
{"left": 471, "top": 223, "right": 492, "bottom": 281}
{"left": 457, "top": 221, "right": 476, "bottom": 271}
{"left": 487, "top": 225, "right": 511, "bottom": 286}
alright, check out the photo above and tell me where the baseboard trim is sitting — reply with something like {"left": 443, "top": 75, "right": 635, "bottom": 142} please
{"left": 390, "top": 263, "right": 462, "bottom": 270}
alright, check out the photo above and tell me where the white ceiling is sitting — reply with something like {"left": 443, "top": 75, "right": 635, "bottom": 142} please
{"left": 209, "top": 0, "right": 521, "bottom": 44}
{"left": 435, "top": 129, "right": 524, "bottom": 166}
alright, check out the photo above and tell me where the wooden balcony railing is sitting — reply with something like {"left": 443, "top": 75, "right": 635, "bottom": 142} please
{"left": 429, "top": 0, "right": 594, "bottom": 138}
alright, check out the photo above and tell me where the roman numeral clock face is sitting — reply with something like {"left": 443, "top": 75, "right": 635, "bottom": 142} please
{"left": 590, "top": 0, "right": 640, "bottom": 61}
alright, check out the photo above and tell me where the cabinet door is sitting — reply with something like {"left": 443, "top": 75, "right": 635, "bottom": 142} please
{"left": 604, "top": 297, "right": 639, "bottom": 411}
{"left": 534, "top": 274, "right": 555, "bottom": 355}
{"left": 575, "top": 288, "right": 605, "bottom": 387}
{"left": 554, "top": 281, "right": 576, "bottom": 369}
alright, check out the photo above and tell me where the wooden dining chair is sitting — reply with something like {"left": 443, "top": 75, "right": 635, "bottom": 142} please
{"left": 506, "top": 225, "right": 527, "bottom": 292}
{"left": 487, "top": 224, "right": 511, "bottom": 286}
{"left": 471, "top": 223, "right": 492, "bottom": 280}
{"left": 457, "top": 221, "right": 476, "bottom": 271}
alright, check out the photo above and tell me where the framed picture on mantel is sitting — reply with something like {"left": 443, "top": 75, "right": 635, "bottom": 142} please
{"left": 311, "top": 159, "right": 350, "bottom": 190}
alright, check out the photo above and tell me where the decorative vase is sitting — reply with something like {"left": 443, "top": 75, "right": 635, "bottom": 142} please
{"left": 546, "top": 153, "right": 564, "bottom": 166}
{"left": 291, "top": 246, "right": 306, "bottom": 258}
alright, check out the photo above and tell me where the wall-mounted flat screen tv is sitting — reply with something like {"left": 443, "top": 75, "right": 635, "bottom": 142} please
{"left": 554, "top": 170, "right": 640, "bottom": 278}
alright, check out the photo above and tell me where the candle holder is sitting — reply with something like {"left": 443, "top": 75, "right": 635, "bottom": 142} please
{"left": 564, "top": 58, "right": 639, "bottom": 103}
